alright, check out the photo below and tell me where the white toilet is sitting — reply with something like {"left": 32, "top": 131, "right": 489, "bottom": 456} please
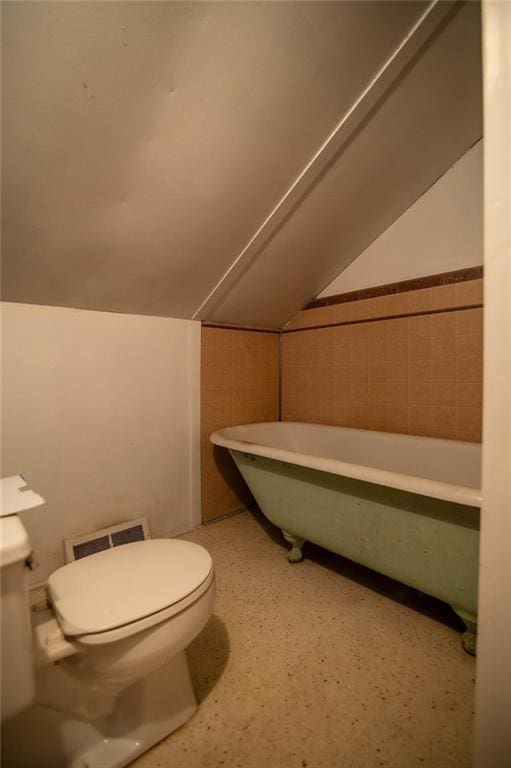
{"left": 0, "top": 513, "right": 216, "bottom": 768}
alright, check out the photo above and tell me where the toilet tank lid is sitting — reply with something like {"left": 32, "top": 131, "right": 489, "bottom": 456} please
{"left": 47, "top": 539, "right": 213, "bottom": 637}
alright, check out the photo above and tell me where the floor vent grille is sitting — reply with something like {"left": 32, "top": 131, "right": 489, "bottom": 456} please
{"left": 64, "top": 517, "right": 150, "bottom": 563}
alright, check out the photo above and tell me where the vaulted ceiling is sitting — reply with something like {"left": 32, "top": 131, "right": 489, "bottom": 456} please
{"left": 1, "top": 1, "right": 482, "bottom": 328}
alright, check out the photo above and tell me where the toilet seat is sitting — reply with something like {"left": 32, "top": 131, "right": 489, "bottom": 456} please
{"left": 72, "top": 568, "right": 215, "bottom": 646}
{"left": 48, "top": 539, "right": 213, "bottom": 641}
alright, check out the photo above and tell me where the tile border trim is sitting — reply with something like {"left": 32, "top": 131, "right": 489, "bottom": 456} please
{"left": 282, "top": 303, "right": 483, "bottom": 334}
{"left": 306, "top": 266, "right": 484, "bottom": 310}
{"left": 202, "top": 321, "right": 280, "bottom": 334}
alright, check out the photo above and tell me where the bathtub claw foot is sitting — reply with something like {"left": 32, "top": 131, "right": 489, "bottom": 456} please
{"left": 452, "top": 606, "right": 477, "bottom": 656}
{"left": 287, "top": 546, "right": 303, "bottom": 563}
{"left": 462, "top": 631, "right": 477, "bottom": 656}
{"left": 282, "top": 531, "right": 305, "bottom": 563}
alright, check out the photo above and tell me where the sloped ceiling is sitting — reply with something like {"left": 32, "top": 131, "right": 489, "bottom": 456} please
{"left": 1, "top": 1, "right": 481, "bottom": 328}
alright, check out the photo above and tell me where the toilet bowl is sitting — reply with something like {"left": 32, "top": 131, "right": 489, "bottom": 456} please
{"left": 47, "top": 538, "right": 215, "bottom": 685}
{"left": 1, "top": 517, "right": 216, "bottom": 768}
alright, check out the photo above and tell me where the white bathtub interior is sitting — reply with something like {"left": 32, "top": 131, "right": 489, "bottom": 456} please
{"left": 211, "top": 422, "right": 482, "bottom": 506}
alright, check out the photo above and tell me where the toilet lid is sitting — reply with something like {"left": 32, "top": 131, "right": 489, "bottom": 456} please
{"left": 47, "top": 539, "right": 213, "bottom": 637}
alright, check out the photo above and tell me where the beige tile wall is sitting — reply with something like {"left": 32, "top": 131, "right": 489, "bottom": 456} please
{"left": 201, "top": 326, "right": 280, "bottom": 522}
{"left": 202, "top": 279, "right": 483, "bottom": 522}
{"left": 281, "top": 283, "right": 483, "bottom": 442}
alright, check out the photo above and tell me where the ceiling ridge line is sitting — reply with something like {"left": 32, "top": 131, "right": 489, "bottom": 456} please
{"left": 191, "top": 0, "right": 460, "bottom": 322}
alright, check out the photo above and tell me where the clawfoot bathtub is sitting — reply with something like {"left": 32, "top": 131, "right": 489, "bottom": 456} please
{"left": 211, "top": 422, "right": 481, "bottom": 655}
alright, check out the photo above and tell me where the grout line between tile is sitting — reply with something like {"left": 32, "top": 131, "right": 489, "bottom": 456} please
{"left": 278, "top": 332, "right": 283, "bottom": 421}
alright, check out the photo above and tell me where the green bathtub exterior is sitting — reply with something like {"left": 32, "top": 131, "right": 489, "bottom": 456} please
{"left": 230, "top": 449, "right": 480, "bottom": 652}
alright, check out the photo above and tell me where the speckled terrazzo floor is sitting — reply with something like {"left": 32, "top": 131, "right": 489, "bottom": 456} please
{"left": 132, "top": 510, "right": 475, "bottom": 768}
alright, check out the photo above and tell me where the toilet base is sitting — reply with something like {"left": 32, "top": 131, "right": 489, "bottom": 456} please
{"left": 1, "top": 651, "right": 197, "bottom": 768}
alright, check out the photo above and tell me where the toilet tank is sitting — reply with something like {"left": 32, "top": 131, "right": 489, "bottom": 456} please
{"left": 0, "top": 515, "right": 35, "bottom": 720}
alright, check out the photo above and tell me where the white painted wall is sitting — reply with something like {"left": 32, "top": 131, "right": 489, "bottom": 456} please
{"left": 319, "top": 140, "right": 483, "bottom": 297}
{"left": 1, "top": 303, "right": 201, "bottom": 585}
{"left": 474, "top": 2, "right": 511, "bottom": 765}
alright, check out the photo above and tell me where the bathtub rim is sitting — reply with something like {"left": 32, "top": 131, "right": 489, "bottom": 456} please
{"left": 210, "top": 422, "right": 482, "bottom": 508}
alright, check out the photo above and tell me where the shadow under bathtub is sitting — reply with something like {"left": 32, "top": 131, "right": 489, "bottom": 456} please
{"left": 248, "top": 507, "right": 465, "bottom": 634}
{"left": 186, "top": 614, "right": 230, "bottom": 702}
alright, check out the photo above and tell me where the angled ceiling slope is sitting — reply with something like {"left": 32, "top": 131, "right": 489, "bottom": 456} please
{"left": 207, "top": 0, "right": 482, "bottom": 328}
{"left": 1, "top": 2, "right": 481, "bottom": 328}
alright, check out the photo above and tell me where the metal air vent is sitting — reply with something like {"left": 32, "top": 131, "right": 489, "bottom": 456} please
{"left": 64, "top": 517, "right": 150, "bottom": 563}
